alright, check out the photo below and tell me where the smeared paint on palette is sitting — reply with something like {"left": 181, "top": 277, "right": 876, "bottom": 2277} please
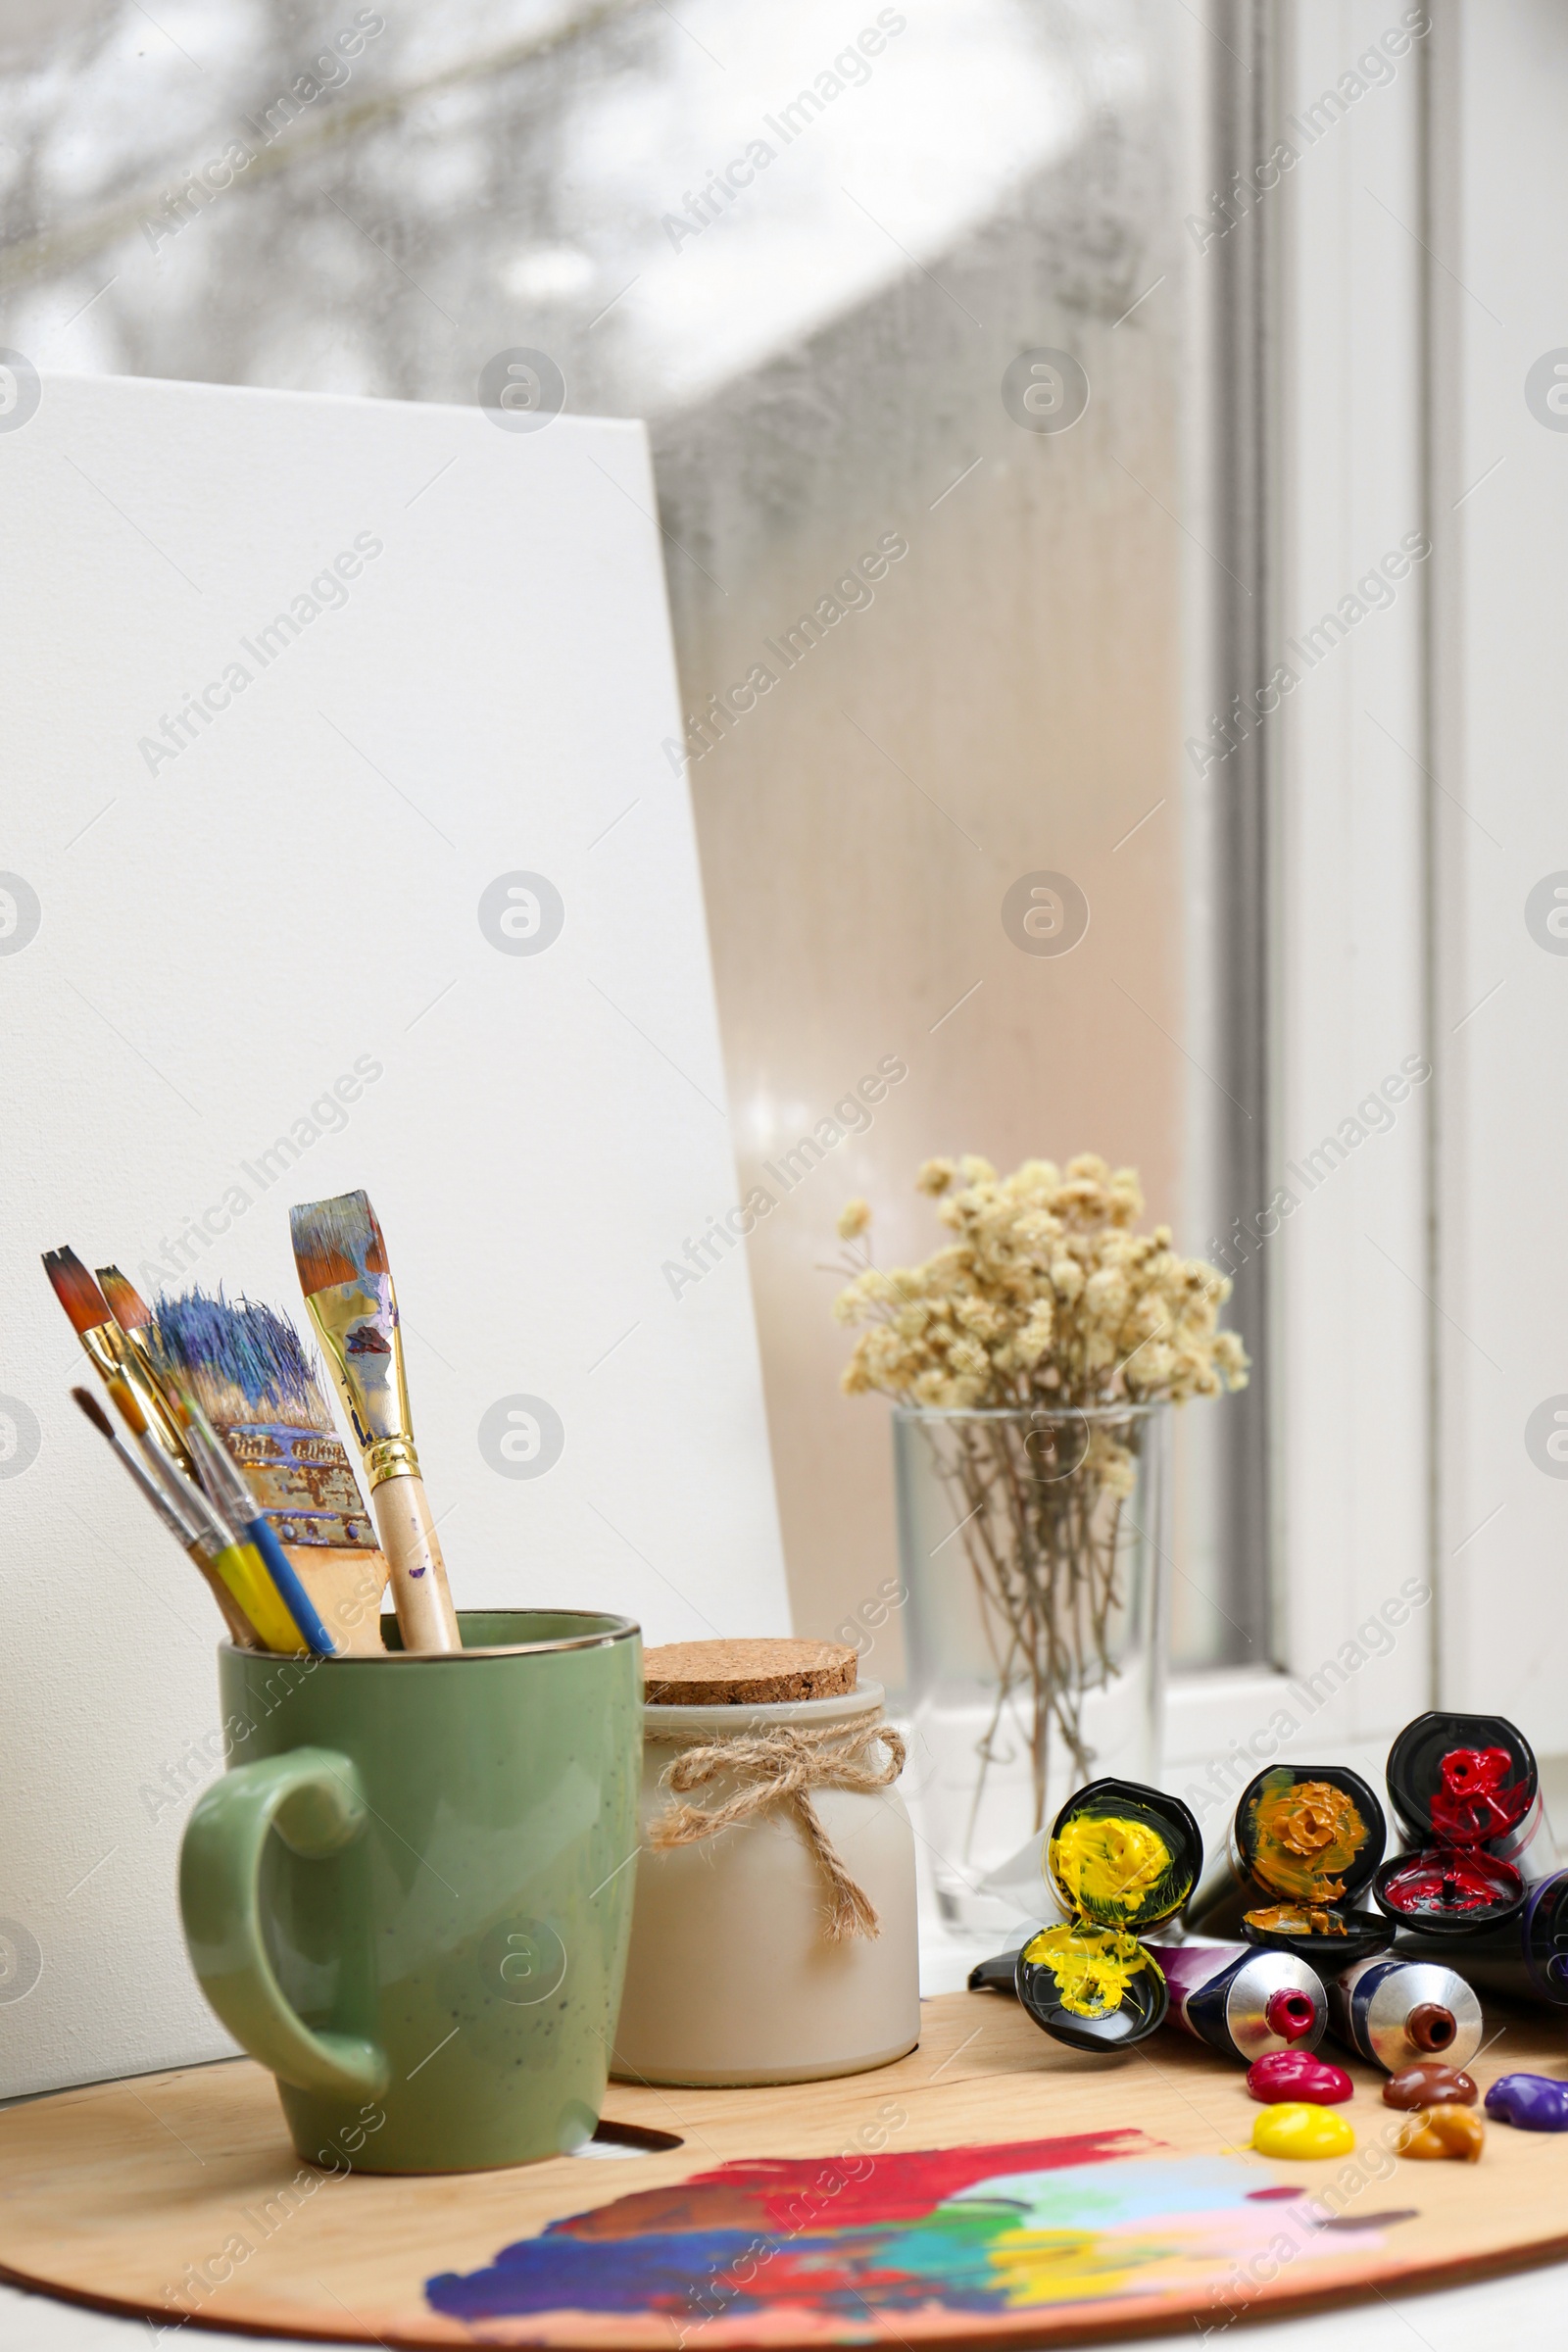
{"left": 426, "top": 2133, "right": 1405, "bottom": 2334}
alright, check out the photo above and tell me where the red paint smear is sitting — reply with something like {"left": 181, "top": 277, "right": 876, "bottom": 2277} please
{"left": 1380, "top": 1846, "right": 1520, "bottom": 1918}
{"left": 1431, "top": 1746, "right": 1528, "bottom": 1846}
{"left": 559, "top": 2131, "right": 1156, "bottom": 2241}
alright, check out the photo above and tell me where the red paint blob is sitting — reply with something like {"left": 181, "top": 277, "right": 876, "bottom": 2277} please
{"left": 1379, "top": 1844, "right": 1521, "bottom": 1920}
{"left": 1247, "top": 2049, "right": 1353, "bottom": 2105}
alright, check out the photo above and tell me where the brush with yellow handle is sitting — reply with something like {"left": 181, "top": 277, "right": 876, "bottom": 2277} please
{"left": 42, "top": 1248, "right": 303, "bottom": 1651}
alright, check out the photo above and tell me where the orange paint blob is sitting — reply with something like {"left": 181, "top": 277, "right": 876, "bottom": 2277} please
{"left": 1244, "top": 1902, "right": 1349, "bottom": 1938}
{"left": 1248, "top": 1773, "right": 1366, "bottom": 1904}
{"left": 1393, "top": 2103, "right": 1485, "bottom": 2162}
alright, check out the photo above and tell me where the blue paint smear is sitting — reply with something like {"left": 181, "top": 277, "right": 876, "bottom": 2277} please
{"left": 155, "top": 1285, "right": 322, "bottom": 1415}
{"left": 426, "top": 2212, "right": 1091, "bottom": 2323}
{"left": 427, "top": 2230, "right": 765, "bottom": 2320}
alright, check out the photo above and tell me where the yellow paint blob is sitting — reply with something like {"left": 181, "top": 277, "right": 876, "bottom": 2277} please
{"left": 1250, "top": 2102, "right": 1355, "bottom": 2161}
{"left": 1049, "top": 1813, "right": 1173, "bottom": 1924}
{"left": 1020, "top": 1925, "right": 1153, "bottom": 2019}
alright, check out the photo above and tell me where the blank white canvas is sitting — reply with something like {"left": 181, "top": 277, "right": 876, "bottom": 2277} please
{"left": 0, "top": 369, "right": 789, "bottom": 2098}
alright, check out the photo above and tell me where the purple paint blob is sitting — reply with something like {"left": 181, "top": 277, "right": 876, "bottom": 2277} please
{"left": 1483, "top": 2072, "right": 1568, "bottom": 2132}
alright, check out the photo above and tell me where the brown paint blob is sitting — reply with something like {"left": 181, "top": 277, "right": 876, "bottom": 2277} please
{"left": 1384, "top": 2063, "right": 1478, "bottom": 2110}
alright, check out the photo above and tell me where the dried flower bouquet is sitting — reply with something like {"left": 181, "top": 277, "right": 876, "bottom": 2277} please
{"left": 834, "top": 1154, "right": 1249, "bottom": 1832}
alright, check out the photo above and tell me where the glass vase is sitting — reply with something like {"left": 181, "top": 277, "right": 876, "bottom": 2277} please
{"left": 893, "top": 1401, "right": 1171, "bottom": 1938}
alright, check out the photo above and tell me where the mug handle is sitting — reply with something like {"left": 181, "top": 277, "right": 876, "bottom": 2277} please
{"left": 179, "top": 1745, "right": 391, "bottom": 2101}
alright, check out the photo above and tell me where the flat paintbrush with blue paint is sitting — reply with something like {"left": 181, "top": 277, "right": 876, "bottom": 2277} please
{"left": 112, "top": 1276, "right": 392, "bottom": 1656}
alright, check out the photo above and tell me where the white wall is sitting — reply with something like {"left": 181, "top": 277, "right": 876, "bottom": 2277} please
{"left": 0, "top": 372, "right": 788, "bottom": 2097}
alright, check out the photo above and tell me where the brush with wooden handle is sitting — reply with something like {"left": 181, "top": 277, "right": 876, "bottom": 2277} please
{"left": 42, "top": 1250, "right": 301, "bottom": 1651}
{"left": 143, "top": 1280, "right": 392, "bottom": 1658}
{"left": 289, "top": 1189, "right": 461, "bottom": 1653}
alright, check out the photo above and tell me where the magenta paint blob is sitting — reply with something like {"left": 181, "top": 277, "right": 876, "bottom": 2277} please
{"left": 1246, "top": 2049, "right": 1353, "bottom": 2105}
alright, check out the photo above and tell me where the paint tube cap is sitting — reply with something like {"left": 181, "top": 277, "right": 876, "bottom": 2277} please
{"left": 1374, "top": 1844, "right": 1526, "bottom": 1934}
{"left": 1241, "top": 1906, "right": 1396, "bottom": 1967}
{"left": 1231, "top": 1764, "right": 1387, "bottom": 1907}
{"left": 1385, "top": 1712, "right": 1538, "bottom": 1851}
{"left": 1013, "top": 1924, "right": 1167, "bottom": 2053}
{"left": 1523, "top": 1872, "right": 1568, "bottom": 1988}
{"left": 1045, "top": 1779, "right": 1202, "bottom": 1932}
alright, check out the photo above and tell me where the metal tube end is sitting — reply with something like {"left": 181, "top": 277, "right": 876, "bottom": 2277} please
{"left": 1407, "top": 2000, "right": 1456, "bottom": 2053}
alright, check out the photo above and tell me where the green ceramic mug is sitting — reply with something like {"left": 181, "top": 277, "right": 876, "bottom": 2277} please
{"left": 179, "top": 1609, "right": 641, "bottom": 2174}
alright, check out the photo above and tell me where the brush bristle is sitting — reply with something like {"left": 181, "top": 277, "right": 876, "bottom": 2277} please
{"left": 98, "top": 1266, "right": 153, "bottom": 1331}
{"left": 42, "top": 1247, "right": 112, "bottom": 1335}
{"left": 71, "top": 1385, "right": 114, "bottom": 1440}
{"left": 154, "top": 1286, "right": 338, "bottom": 1435}
{"left": 289, "top": 1189, "right": 389, "bottom": 1295}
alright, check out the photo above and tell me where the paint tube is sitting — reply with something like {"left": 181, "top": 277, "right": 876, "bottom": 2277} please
{"left": 1375, "top": 1713, "right": 1557, "bottom": 1938}
{"left": 1144, "top": 1937, "right": 1327, "bottom": 2063}
{"left": 1393, "top": 1868, "right": 1568, "bottom": 2006}
{"left": 965, "top": 1779, "right": 1203, "bottom": 2056}
{"left": 1385, "top": 1710, "right": 1555, "bottom": 1879}
{"left": 1326, "top": 1952, "right": 1483, "bottom": 2070}
{"left": 1185, "top": 1764, "right": 1392, "bottom": 1965}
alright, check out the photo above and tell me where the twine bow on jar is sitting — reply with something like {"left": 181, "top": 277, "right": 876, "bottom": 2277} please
{"left": 645, "top": 1717, "right": 907, "bottom": 1942}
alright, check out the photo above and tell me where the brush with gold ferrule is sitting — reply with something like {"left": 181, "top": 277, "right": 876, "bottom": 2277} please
{"left": 289, "top": 1189, "right": 461, "bottom": 1653}
{"left": 44, "top": 1248, "right": 187, "bottom": 1469}
{"left": 70, "top": 1386, "right": 259, "bottom": 1645}
{"left": 44, "top": 1249, "right": 310, "bottom": 1655}
{"left": 152, "top": 1285, "right": 391, "bottom": 1656}
{"left": 44, "top": 1248, "right": 210, "bottom": 1527}
{"left": 97, "top": 1266, "right": 191, "bottom": 1458}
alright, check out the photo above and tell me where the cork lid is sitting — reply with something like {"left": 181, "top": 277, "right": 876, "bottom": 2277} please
{"left": 643, "top": 1639, "right": 858, "bottom": 1705}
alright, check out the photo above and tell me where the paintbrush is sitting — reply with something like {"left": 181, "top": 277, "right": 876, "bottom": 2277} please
{"left": 44, "top": 1248, "right": 188, "bottom": 1472}
{"left": 71, "top": 1386, "right": 258, "bottom": 1645}
{"left": 44, "top": 1248, "right": 310, "bottom": 1656}
{"left": 45, "top": 1248, "right": 220, "bottom": 1541}
{"left": 290, "top": 1189, "right": 461, "bottom": 1652}
{"left": 153, "top": 1286, "right": 391, "bottom": 1656}
{"left": 92, "top": 1266, "right": 336, "bottom": 1656}
{"left": 97, "top": 1267, "right": 189, "bottom": 1450}
{"left": 167, "top": 1383, "right": 339, "bottom": 1659}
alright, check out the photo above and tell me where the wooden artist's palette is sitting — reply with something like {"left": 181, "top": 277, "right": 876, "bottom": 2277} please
{"left": 5, "top": 1991, "right": 1568, "bottom": 2346}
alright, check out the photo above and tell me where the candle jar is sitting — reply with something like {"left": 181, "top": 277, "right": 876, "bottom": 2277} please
{"left": 610, "top": 1669, "right": 919, "bottom": 2086}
